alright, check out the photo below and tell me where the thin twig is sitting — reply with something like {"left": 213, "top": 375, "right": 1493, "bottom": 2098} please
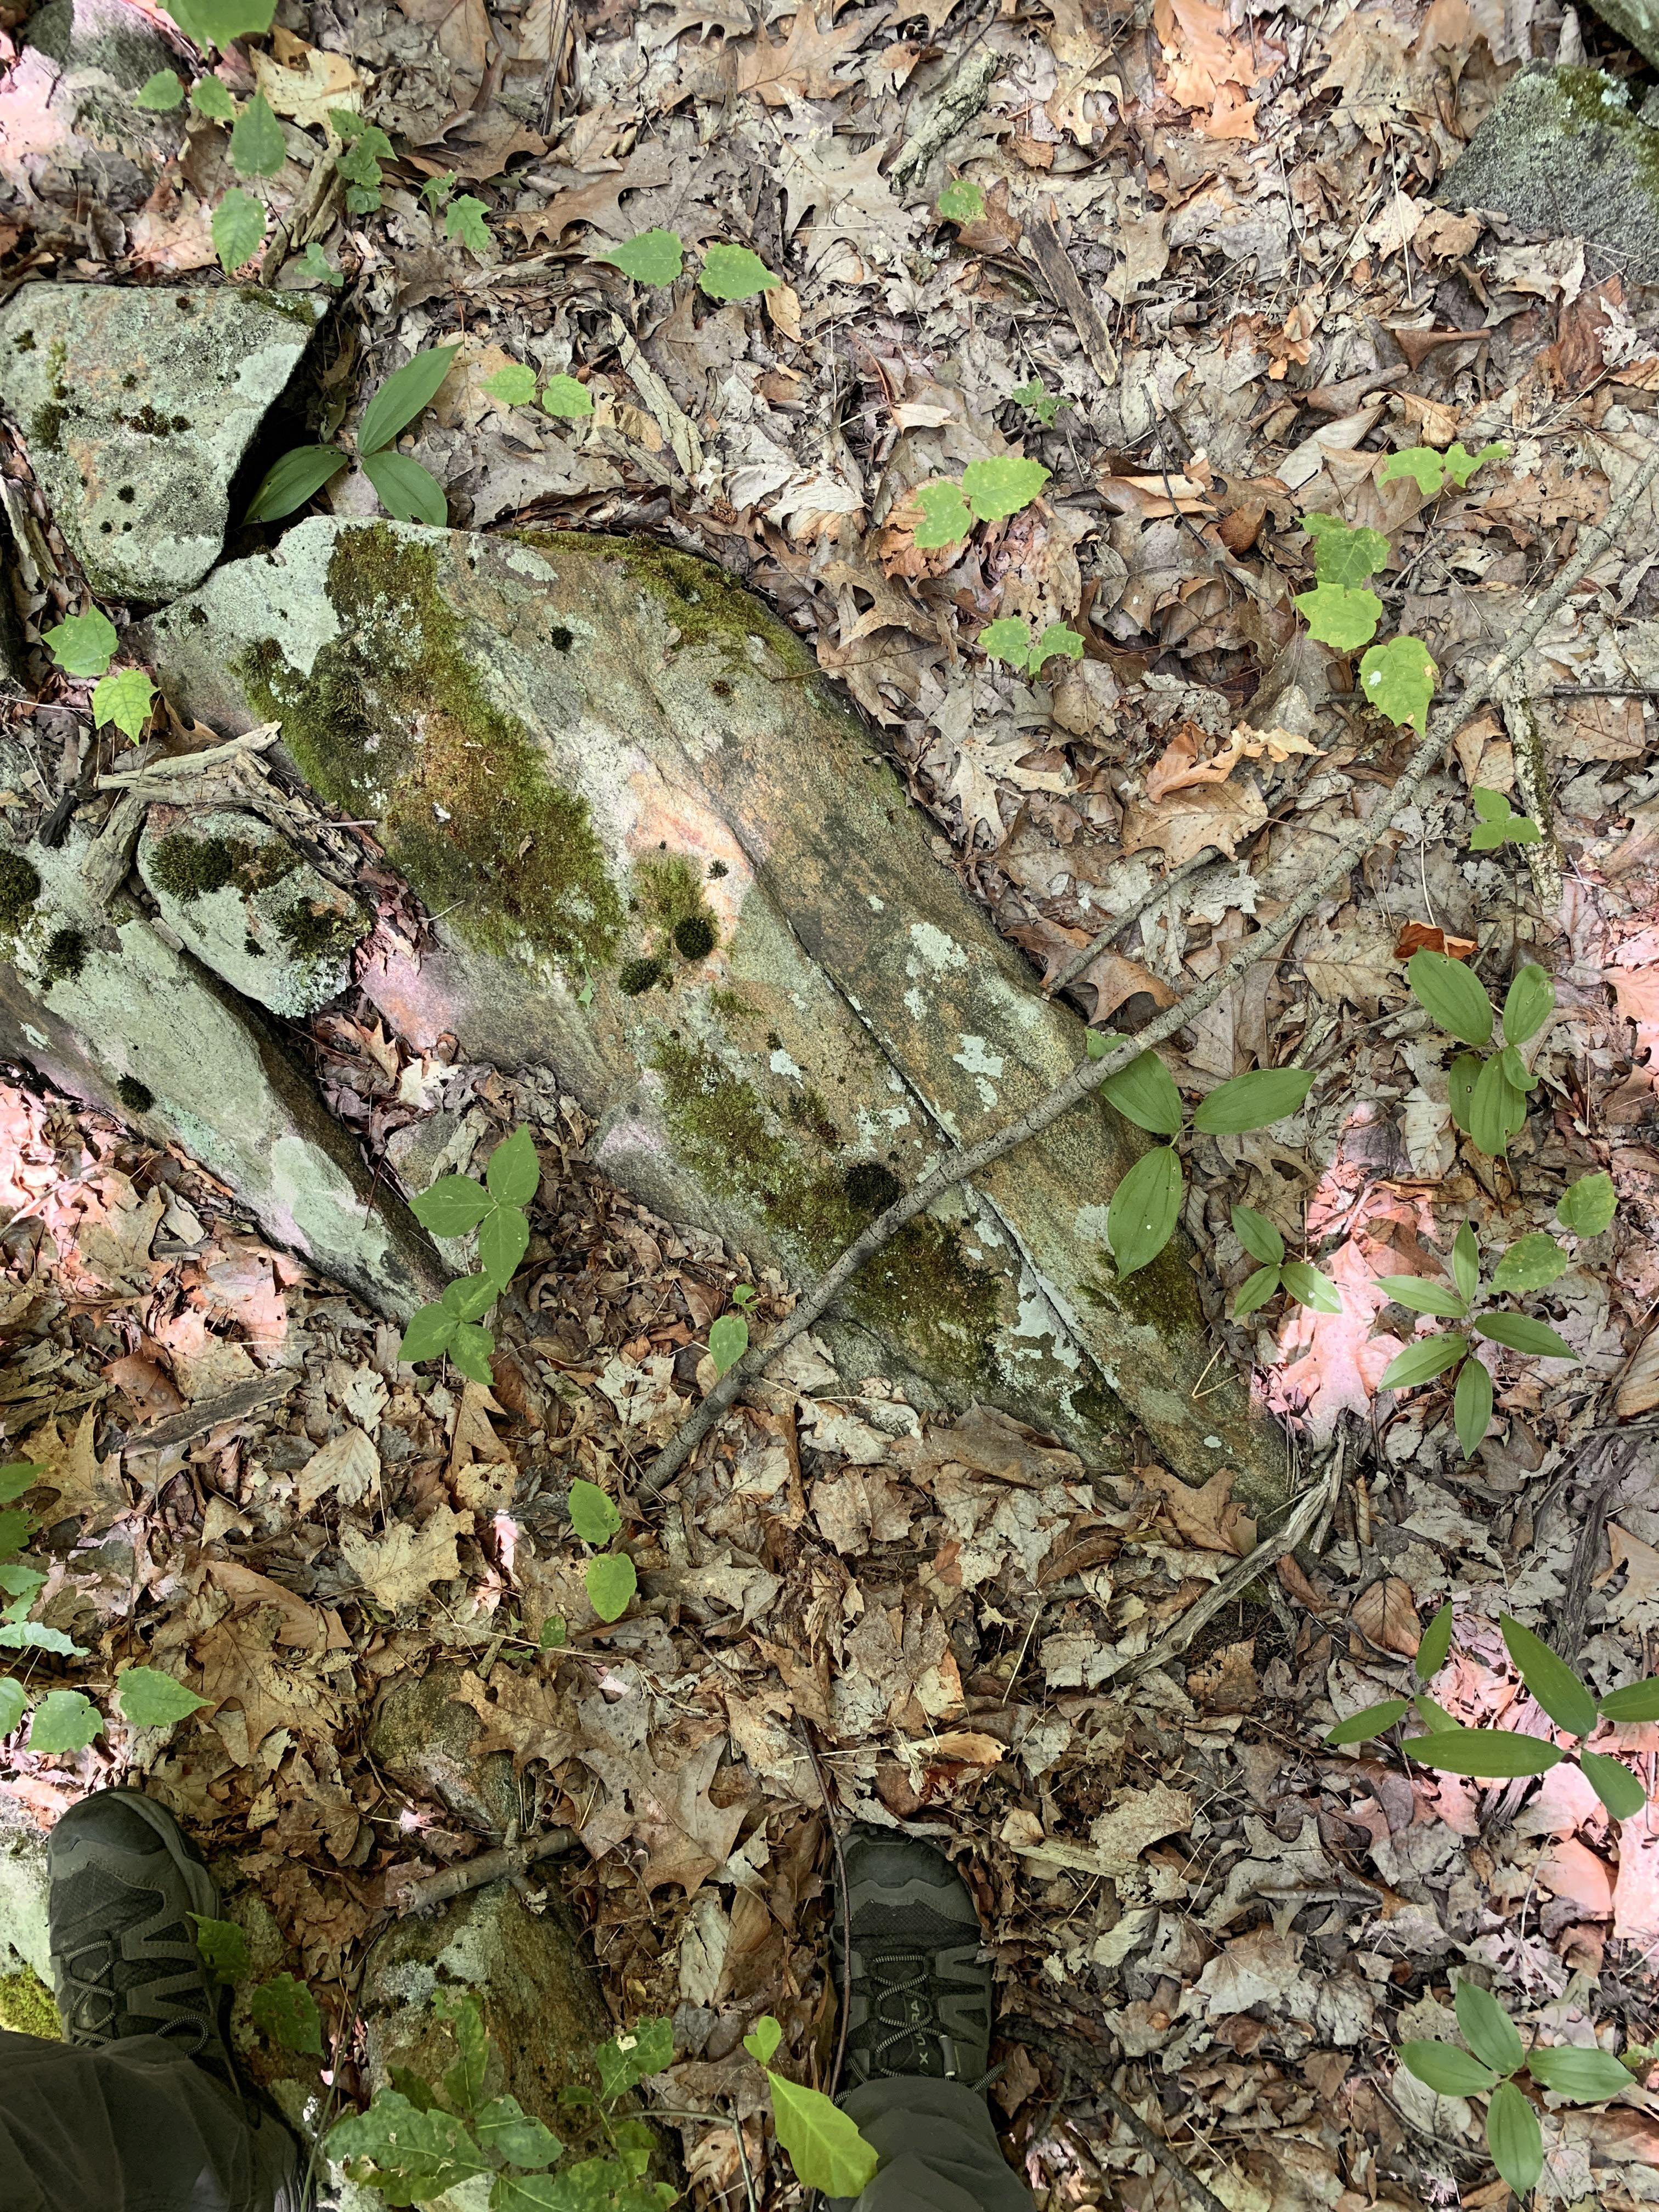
{"left": 390, "top": 1826, "right": 578, "bottom": 1915}
{"left": 729, "top": 2099, "right": 759, "bottom": 2212}
{"left": 1042, "top": 843, "right": 1223, "bottom": 1001}
{"left": 1089, "top": 2085, "right": 1231, "bottom": 2212}
{"left": 641, "top": 435, "right": 1659, "bottom": 1498}
{"left": 798, "top": 1727, "right": 853, "bottom": 2100}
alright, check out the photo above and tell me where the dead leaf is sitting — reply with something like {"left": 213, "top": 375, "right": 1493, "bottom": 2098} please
{"left": 1152, "top": 0, "right": 1278, "bottom": 139}
{"left": 296, "top": 1425, "right": 379, "bottom": 1515}
{"left": 252, "top": 38, "right": 364, "bottom": 131}
{"left": 1351, "top": 1575, "right": 1421, "bottom": 1657}
{"left": 1122, "top": 777, "right": 1267, "bottom": 867}
{"left": 446, "top": 1379, "right": 516, "bottom": 1515}
{"left": 731, "top": 7, "right": 866, "bottom": 106}
{"left": 393, "top": 0, "right": 489, "bottom": 76}
{"left": 1140, "top": 1463, "right": 1255, "bottom": 1556}
{"left": 1393, "top": 923, "right": 1476, "bottom": 961}
{"left": 19, "top": 1407, "right": 126, "bottom": 1534}
{"left": 339, "top": 1504, "right": 471, "bottom": 1610}
{"left": 449, "top": 1666, "right": 580, "bottom": 1769}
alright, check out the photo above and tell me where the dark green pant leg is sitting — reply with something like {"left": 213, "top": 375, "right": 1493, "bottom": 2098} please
{"left": 840, "top": 2078, "right": 1035, "bottom": 2212}
{"left": 0, "top": 2028, "right": 298, "bottom": 2212}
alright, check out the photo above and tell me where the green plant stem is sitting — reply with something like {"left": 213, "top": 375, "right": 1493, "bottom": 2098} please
{"left": 641, "top": 437, "right": 1659, "bottom": 1498}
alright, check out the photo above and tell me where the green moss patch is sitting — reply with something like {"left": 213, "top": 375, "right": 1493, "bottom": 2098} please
{"left": 275, "top": 898, "right": 362, "bottom": 960}
{"left": 0, "top": 1967, "right": 59, "bottom": 2039}
{"left": 653, "top": 1036, "right": 1002, "bottom": 1387}
{"left": 148, "top": 831, "right": 296, "bottom": 904}
{"left": 40, "top": 926, "right": 88, "bottom": 988}
{"left": 116, "top": 1075, "right": 155, "bottom": 1113}
{"left": 0, "top": 851, "right": 41, "bottom": 931}
{"left": 238, "top": 526, "right": 623, "bottom": 970}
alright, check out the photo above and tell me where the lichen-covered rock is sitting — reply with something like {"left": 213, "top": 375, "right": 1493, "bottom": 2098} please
{"left": 368, "top": 1661, "right": 521, "bottom": 1837}
{"left": 0, "top": 285, "right": 317, "bottom": 602}
{"left": 1440, "top": 65, "right": 1659, "bottom": 281}
{"left": 0, "top": 797, "right": 439, "bottom": 1317}
{"left": 137, "top": 806, "right": 365, "bottom": 1018}
{"left": 359, "top": 1880, "right": 616, "bottom": 2131}
{"left": 1, "top": 0, "right": 187, "bottom": 217}
{"left": 142, "top": 520, "right": 1284, "bottom": 1503}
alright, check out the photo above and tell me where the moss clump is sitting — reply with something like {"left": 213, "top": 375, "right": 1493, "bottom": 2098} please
{"left": 845, "top": 1160, "right": 903, "bottom": 1215}
{"left": 0, "top": 1968, "right": 59, "bottom": 2040}
{"left": 276, "top": 898, "right": 362, "bottom": 960}
{"left": 0, "top": 851, "right": 41, "bottom": 930}
{"left": 31, "top": 401, "right": 65, "bottom": 453}
{"left": 673, "top": 914, "right": 717, "bottom": 961}
{"left": 40, "top": 926, "right": 88, "bottom": 988}
{"left": 238, "top": 526, "right": 623, "bottom": 970}
{"left": 619, "top": 956, "right": 668, "bottom": 996}
{"left": 523, "top": 531, "right": 812, "bottom": 670}
{"left": 148, "top": 832, "right": 295, "bottom": 904}
{"left": 653, "top": 1037, "right": 1002, "bottom": 1386}
{"left": 116, "top": 1076, "right": 154, "bottom": 1114}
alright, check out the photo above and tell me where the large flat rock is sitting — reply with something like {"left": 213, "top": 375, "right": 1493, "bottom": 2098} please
{"left": 1440, "top": 66, "right": 1659, "bottom": 282}
{"left": 141, "top": 520, "right": 1284, "bottom": 1501}
{"left": 0, "top": 284, "right": 317, "bottom": 602}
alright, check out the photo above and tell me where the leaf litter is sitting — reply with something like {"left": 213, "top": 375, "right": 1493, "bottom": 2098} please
{"left": 9, "top": 0, "right": 1659, "bottom": 2202}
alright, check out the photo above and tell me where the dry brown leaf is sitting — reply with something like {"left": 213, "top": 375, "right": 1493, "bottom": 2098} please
{"left": 1351, "top": 1574, "right": 1421, "bottom": 1657}
{"left": 339, "top": 1503, "right": 471, "bottom": 1610}
{"left": 731, "top": 6, "right": 867, "bottom": 106}
{"left": 253, "top": 38, "right": 364, "bottom": 131}
{"left": 295, "top": 1425, "right": 379, "bottom": 1515}
{"left": 19, "top": 1407, "right": 126, "bottom": 1534}
{"left": 1122, "top": 777, "right": 1267, "bottom": 867}
{"left": 1152, "top": 0, "right": 1277, "bottom": 139}
{"left": 1393, "top": 923, "right": 1476, "bottom": 961}
{"left": 449, "top": 1665, "right": 580, "bottom": 1769}
{"left": 1618, "top": 1334, "right": 1659, "bottom": 1419}
{"left": 1140, "top": 1463, "right": 1255, "bottom": 1556}
{"left": 393, "top": 0, "right": 489, "bottom": 76}
{"left": 447, "top": 1379, "right": 516, "bottom": 1514}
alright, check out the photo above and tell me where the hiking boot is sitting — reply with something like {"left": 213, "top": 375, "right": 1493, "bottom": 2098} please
{"left": 47, "top": 1786, "right": 238, "bottom": 2094}
{"left": 832, "top": 1825, "right": 993, "bottom": 2087}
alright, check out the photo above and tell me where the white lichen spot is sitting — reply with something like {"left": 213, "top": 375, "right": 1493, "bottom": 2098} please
{"left": 20, "top": 1023, "right": 46, "bottom": 1051}
{"left": 909, "top": 922, "right": 968, "bottom": 975}
{"left": 953, "top": 1035, "right": 1006, "bottom": 1079}
{"left": 867, "top": 894, "right": 885, "bottom": 912}
{"left": 1205, "top": 1435, "right": 1223, "bottom": 1448}
{"left": 769, "top": 1047, "right": 803, "bottom": 1080}
{"left": 904, "top": 986, "right": 928, "bottom": 1020}
{"left": 1073, "top": 1204, "right": 1113, "bottom": 1245}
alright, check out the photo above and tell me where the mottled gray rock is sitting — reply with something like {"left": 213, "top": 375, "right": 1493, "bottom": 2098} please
{"left": 368, "top": 1661, "right": 522, "bottom": 1837}
{"left": 1441, "top": 65, "right": 1659, "bottom": 281}
{"left": 2, "top": 0, "right": 187, "bottom": 217}
{"left": 0, "top": 285, "right": 317, "bottom": 603}
{"left": 139, "top": 520, "right": 1284, "bottom": 1503}
{"left": 0, "top": 794, "right": 439, "bottom": 1317}
{"left": 1591, "top": 0, "right": 1659, "bottom": 69}
{"left": 360, "top": 1880, "right": 614, "bottom": 2130}
{"left": 137, "top": 806, "right": 365, "bottom": 1019}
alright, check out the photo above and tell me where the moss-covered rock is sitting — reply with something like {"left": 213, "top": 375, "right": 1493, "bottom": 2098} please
{"left": 1441, "top": 65, "right": 1659, "bottom": 281}
{"left": 0, "top": 285, "right": 315, "bottom": 602}
{"left": 141, "top": 521, "right": 1284, "bottom": 1502}
{"left": 137, "top": 806, "right": 365, "bottom": 1019}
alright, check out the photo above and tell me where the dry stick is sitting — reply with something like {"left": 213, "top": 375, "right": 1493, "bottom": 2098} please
{"left": 391, "top": 1826, "right": 577, "bottom": 1916}
{"left": 1043, "top": 841, "right": 1224, "bottom": 1002}
{"left": 643, "top": 441, "right": 1659, "bottom": 1498}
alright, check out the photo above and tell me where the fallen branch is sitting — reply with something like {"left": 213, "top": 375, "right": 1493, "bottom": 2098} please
{"left": 1042, "top": 840, "right": 1223, "bottom": 1002}
{"left": 391, "top": 1825, "right": 578, "bottom": 1916}
{"left": 642, "top": 441, "right": 1659, "bottom": 1497}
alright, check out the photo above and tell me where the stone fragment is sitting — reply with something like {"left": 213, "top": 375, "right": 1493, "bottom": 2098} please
{"left": 1440, "top": 65, "right": 1659, "bottom": 282}
{"left": 141, "top": 520, "right": 1283, "bottom": 1502}
{"left": 0, "top": 788, "right": 439, "bottom": 1317}
{"left": 1591, "top": 0, "right": 1659, "bottom": 70}
{"left": 368, "top": 1661, "right": 520, "bottom": 1837}
{"left": 359, "top": 1880, "right": 617, "bottom": 2134}
{"left": 0, "top": 284, "right": 317, "bottom": 602}
{"left": 137, "top": 806, "right": 365, "bottom": 1019}
{"left": 1, "top": 0, "right": 188, "bottom": 219}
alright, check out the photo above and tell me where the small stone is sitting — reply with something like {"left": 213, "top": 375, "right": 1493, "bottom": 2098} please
{"left": 137, "top": 807, "right": 364, "bottom": 1019}
{"left": 0, "top": 284, "right": 316, "bottom": 602}
{"left": 368, "top": 1661, "right": 519, "bottom": 1837}
{"left": 359, "top": 1879, "right": 619, "bottom": 2135}
{"left": 1440, "top": 65, "right": 1659, "bottom": 283}
{"left": 2, "top": 0, "right": 187, "bottom": 219}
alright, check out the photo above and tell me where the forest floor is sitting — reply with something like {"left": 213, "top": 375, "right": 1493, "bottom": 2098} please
{"left": 7, "top": 0, "right": 1659, "bottom": 2206}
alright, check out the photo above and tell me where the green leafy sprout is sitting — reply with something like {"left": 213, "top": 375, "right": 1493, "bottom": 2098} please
{"left": 1374, "top": 1210, "right": 1582, "bottom": 1455}
{"left": 742, "top": 2015, "right": 879, "bottom": 2196}
{"left": 1469, "top": 785, "right": 1541, "bottom": 851}
{"left": 591, "top": 230, "right": 777, "bottom": 301}
{"left": 979, "top": 617, "right": 1084, "bottom": 677}
{"left": 567, "top": 1478, "right": 636, "bottom": 1624}
{"left": 1328, "top": 1600, "right": 1654, "bottom": 1824}
{"left": 913, "top": 458, "right": 1052, "bottom": 550}
{"left": 936, "top": 177, "right": 985, "bottom": 224}
{"left": 1407, "top": 951, "right": 1554, "bottom": 1157}
{"left": 398, "top": 1127, "right": 540, "bottom": 1386}
{"left": 1012, "top": 375, "right": 1070, "bottom": 428}
{"left": 246, "top": 341, "right": 460, "bottom": 527}
{"left": 1087, "top": 1040, "right": 1318, "bottom": 1279}
{"left": 329, "top": 1995, "right": 678, "bottom": 2212}
{"left": 1229, "top": 1205, "right": 1340, "bottom": 1319}
{"left": 1398, "top": 1976, "right": 1634, "bottom": 2197}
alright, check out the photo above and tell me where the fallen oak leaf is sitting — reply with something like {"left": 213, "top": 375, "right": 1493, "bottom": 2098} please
{"left": 339, "top": 1503, "right": 472, "bottom": 1610}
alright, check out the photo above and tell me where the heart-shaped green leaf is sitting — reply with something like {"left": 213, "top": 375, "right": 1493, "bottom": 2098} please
{"left": 912, "top": 481, "right": 973, "bottom": 548}
{"left": 1294, "top": 581, "right": 1383, "bottom": 650}
{"left": 698, "top": 243, "right": 778, "bottom": 300}
{"left": 1407, "top": 950, "right": 1493, "bottom": 1046}
{"left": 709, "top": 1312, "right": 748, "bottom": 1375}
{"left": 116, "top": 1666, "right": 210, "bottom": 1729}
{"left": 1380, "top": 1333, "right": 1468, "bottom": 1390}
{"left": 585, "top": 1552, "right": 637, "bottom": 1623}
{"left": 1558, "top": 1170, "right": 1616, "bottom": 1238}
{"left": 767, "top": 2073, "right": 879, "bottom": 2197}
{"left": 1102, "top": 1050, "right": 1184, "bottom": 1137}
{"left": 597, "top": 228, "right": 684, "bottom": 284}
{"left": 398, "top": 1304, "right": 455, "bottom": 1365}
{"left": 1193, "top": 1066, "right": 1314, "bottom": 1135}
{"left": 962, "top": 455, "right": 1049, "bottom": 522}
{"left": 1358, "top": 633, "right": 1437, "bottom": 732}
{"left": 411, "top": 1176, "right": 492, "bottom": 1237}
{"left": 1491, "top": 1233, "right": 1566, "bottom": 1295}
{"left": 567, "top": 1479, "right": 622, "bottom": 1544}
{"left": 1106, "top": 1147, "right": 1182, "bottom": 1278}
